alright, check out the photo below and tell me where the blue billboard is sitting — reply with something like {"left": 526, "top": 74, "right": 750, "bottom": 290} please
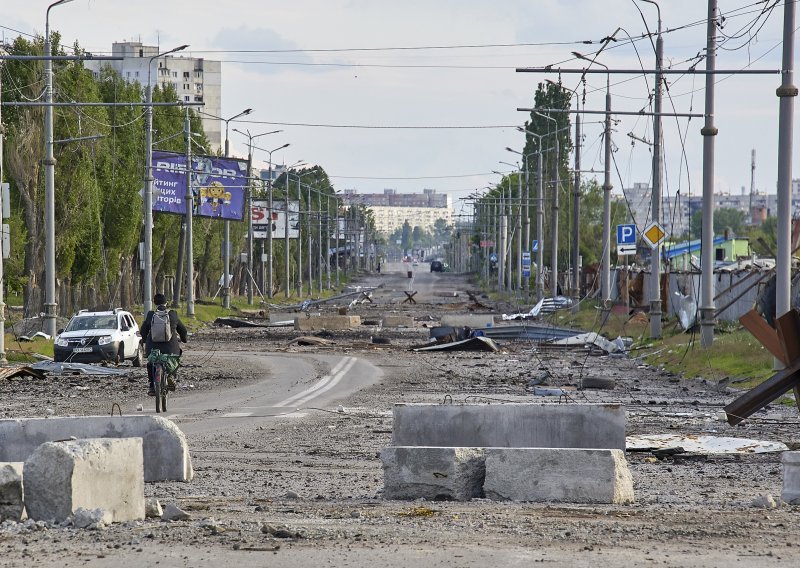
{"left": 152, "top": 151, "right": 249, "bottom": 221}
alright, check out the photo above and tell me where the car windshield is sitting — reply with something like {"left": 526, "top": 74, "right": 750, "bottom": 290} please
{"left": 64, "top": 315, "right": 117, "bottom": 332}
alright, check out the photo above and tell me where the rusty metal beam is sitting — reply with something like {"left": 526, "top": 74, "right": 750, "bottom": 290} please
{"left": 724, "top": 358, "right": 800, "bottom": 425}
{"left": 739, "top": 309, "right": 787, "bottom": 365}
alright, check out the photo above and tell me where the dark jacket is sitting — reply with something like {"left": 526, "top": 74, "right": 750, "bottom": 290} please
{"left": 140, "top": 305, "right": 188, "bottom": 356}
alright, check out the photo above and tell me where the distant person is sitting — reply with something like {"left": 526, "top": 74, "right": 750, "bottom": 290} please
{"left": 140, "top": 293, "right": 188, "bottom": 396}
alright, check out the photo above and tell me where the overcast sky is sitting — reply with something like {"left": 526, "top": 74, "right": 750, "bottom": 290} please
{"left": 3, "top": 1, "right": 796, "bottom": 215}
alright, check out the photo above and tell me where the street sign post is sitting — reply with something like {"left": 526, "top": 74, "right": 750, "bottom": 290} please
{"left": 643, "top": 221, "right": 667, "bottom": 248}
{"left": 522, "top": 251, "right": 531, "bottom": 278}
{"left": 531, "top": 240, "right": 539, "bottom": 252}
{"left": 616, "top": 223, "right": 637, "bottom": 256}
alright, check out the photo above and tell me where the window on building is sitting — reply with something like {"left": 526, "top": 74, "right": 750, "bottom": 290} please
{"left": 194, "top": 95, "right": 203, "bottom": 102}
{"left": 139, "top": 48, "right": 143, "bottom": 57}
{"left": 195, "top": 83, "right": 202, "bottom": 91}
{"left": 183, "top": 71, "right": 190, "bottom": 79}
{"left": 184, "top": 95, "right": 191, "bottom": 102}
{"left": 135, "top": 71, "right": 139, "bottom": 77}
{"left": 172, "top": 71, "right": 177, "bottom": 78}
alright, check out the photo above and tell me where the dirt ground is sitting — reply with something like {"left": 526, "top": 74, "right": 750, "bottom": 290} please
{"left": 2, "top": 269, "right": 800, "bottom": 567}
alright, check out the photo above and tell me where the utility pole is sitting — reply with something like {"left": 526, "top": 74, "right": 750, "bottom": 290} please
{"left": 572, "top": 113, "right": 581, "bottom": 309}
{"left": 43, "top": 2, "right": 59, "bottom": 336}
{"left": 0, "top": 50, "right": 6, "bottom": 362}
{"left": 776, "top": 0, "right": 797, "bottom": 324}
{"left": 536, "top": 151, "right": 545, "bottom": 301}
{"left": 647, "top": 1, "right": 665, "bottom": 339}
{"left": 749, "top": 149, "right": 756, "bottom": 219}
{"left": 700, "top": 0, "right": 719, "bottom": 347}
{"left": 602, "top": 72, "right": 613, "bottom": 319}
{"left": 184, "top": 108, "right": 195, "bottom": 317}
{"left": 285, "top": 172, "right": 291, "bottom": 298}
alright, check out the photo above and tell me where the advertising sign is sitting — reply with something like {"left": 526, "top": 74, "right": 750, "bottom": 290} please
{"left": 252, "top": 200, "right": 300, "bottom": 239}
{"left": 152, "top": 151, "right": 249, "bottom": 221}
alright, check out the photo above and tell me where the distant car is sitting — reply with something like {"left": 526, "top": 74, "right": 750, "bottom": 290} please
{"left": 54, "top": 309, "right": 144, "bottom": 366}
{"left": 430, "top": 260, "right": 444, "bottom": 272}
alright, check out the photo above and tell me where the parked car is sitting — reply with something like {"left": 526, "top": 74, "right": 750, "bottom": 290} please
{"left": 430, "top": 260, "right": 444, "bottom": 272}
{"left": 54, "top": 309, "right": 144, "bottom": 366}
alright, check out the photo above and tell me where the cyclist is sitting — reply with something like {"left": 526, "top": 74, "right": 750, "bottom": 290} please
{"left": 140, "top": 293, "right": 188, "bottom": 396}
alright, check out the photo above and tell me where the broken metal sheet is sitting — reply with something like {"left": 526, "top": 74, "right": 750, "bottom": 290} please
{"left": 551, "top": 332, "right": 628, "bottom": 354}
{"left": 0, "top": 366, "right": 46, "bottom": 380}
{"left": 30, "top": 361, "right": 131, "bottom": 376}
{"left": 213, "top": 317, "right": 270, "bottom": 328}
{"left": 482, "top": 324, "right": 583, "bottom": 342}
{"left": 289, "top": 336, "right": 335, "bottom": 346}
{"left": 18, "top": 331, "right": 52, "bottom": 341}
{"left": 626, "top": 433, "right": 788, "bottom": 454}
{"left": 503, "top": 296, "right": 574, "bottom": 320}
{"left": 412, "top": 336, "right": 499, "bottom": 353}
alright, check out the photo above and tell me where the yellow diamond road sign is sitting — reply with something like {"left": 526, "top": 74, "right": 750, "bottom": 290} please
{"left": 643, "top": 222, "right": 667, "bottom": 248}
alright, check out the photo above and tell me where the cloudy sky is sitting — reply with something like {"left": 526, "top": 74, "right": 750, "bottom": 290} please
{"left": 3, "top": 1, "right": 795, "bottom": 215}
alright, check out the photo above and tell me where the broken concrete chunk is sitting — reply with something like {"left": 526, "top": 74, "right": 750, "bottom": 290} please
{"left": 71, "top": 507, "right": 113, "bottom": 529}
{"left": 161, "top": 503, "right": 191, "bottom": 521}
{"left": 381, "top": 446, "right": 485, "bottom": 501}
{"left": 145, "top": 498, "right": 163, "bottom": 518}
{"left": 23, "top": 438, "right": 145, "bottom": 524}
{"left": 0, "top": 462, "right": 25, "bottom": 522}
{"left": 483, "top": 448, "right": 634, "bottom": 504}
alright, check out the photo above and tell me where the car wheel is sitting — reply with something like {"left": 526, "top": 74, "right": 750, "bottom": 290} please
{"left": 132, "top": 343, "right": 145, "bottom": 367}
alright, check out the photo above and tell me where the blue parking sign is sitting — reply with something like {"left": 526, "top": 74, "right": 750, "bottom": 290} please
{"left": 616, "top": 224, "right": 636, "bottom": 245}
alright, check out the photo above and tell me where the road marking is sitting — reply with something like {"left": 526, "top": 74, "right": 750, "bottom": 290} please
{"left": 274, "top": 356, "right": 356, "bottom": 408}
{"left": 220, "top": 412, "right": 253, "bottom": 418}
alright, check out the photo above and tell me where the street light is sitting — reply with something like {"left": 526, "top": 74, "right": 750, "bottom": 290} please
{"left": 144, "top": 43, "right": 188, "bottom": 315}
{"left": 535, "top": 111, "right": 561, "bottom": 298}
{"left": 220, "top": 108, "right": 253, "bottom": 309}
{"left": 233, "top": 128, "right": 281, "bottom": 304}
{"left": 43, "top": 0, "right": 77, "bottom": 337}
{"left": 573, "top": 51, "right": 613, "bottom": 315}
{"left": 261, "top": 143, "right": 289, "bottom": 298}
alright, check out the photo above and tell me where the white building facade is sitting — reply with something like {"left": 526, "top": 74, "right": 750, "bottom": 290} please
{"left": 86, "top": 42, "right": 222, "bottom": 150}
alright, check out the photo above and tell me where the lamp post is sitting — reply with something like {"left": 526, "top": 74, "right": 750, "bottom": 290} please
{"left": 233, "top": 128, "right": 281, "bottom": 304}
{"left": 219, "top": 108, "right": 253, "bottom": 309}
{"left": 263, "top": 143, "right": 289, "bottom": 298}
{"left": 42, "top": 0, "right": 76, "bottom": 336}
{"left": 573, "top": 52, "right": 612, "bottom": 316}
{"left": 535, "top": 111, "right": 560, "bottom": 297}
{"left": 290, "top": 169, "right": 316, "bottom": 297}
{"left": 144, "top": 43, "right": 188, "bottom": 316}
{"left": 499, "top": 161, "right": 521, "bottom": 292}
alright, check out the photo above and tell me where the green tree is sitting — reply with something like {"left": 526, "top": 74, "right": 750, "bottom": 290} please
{"left": 690, "top": 207, "right": 747, "bottom": 238}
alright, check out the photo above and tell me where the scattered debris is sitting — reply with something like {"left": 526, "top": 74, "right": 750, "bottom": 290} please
{"left": 30, "top": 361, "right": 131, "bottom": 376}
{"left": 213, "top": 317, "right": 270, "bottom": 328}
{"left": 502, "top": 296, "right": 574, "bottom": 320}
{"left": 551, "top": 332, "right": 629, "bottom": 354}
{"left": 412, "top": 336, "right": 499, "bottom": 353}
{"left": 0, "top": 366, "right": 46, "bottom": 381}
{"left": 626, "top": 434, "right": 789, "bottom": 455}
{"left": 161, "top": 503, "right": 191, "bottom": 521}
{"left": 482, "top": 324, "right": 582, "bottom": 342}
{"left": 18, "top": 331, "right": 52, "bottom": 342}
{"left": 751, "top": 494, "right": 778, "bottom": 509}
{"left": 289, "top": 336, "right": 335, "bottom": 347}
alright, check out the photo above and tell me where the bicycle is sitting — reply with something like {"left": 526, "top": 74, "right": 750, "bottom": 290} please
{"left": 147, "top": 349, "right": 180, "bottom": 413}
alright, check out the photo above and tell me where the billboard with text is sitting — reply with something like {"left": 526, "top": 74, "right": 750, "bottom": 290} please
{"left": 252, "top": 200, "right": 300, "bottom": 239}
{"left": 152, "top": 151, "right": 249, "bottom": 221}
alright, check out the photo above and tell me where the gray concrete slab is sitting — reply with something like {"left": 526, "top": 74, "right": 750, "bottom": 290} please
{"left": 440, "top": 314, "right": 496, "bottom": 329}
{"left": 0, "top": 462, "right": 25, "bottom": 522}
{"left": 391, "top": 404, "right": 625, "bottom": 450}
{"left": 782, "top": 451, "right": 800, "bottom": 504}
{"left": 483, "top": 448, "right": 634, "bottom": 504}
{"left": 24, "top": 438, "right": 145, "bottom": 523}
{"left": 0, "top": 416, "right": 193, "bottom": 482}
{"left": 381, "top": 446, "right": 485, "bottom": 501}
{"left": 294, "top": 315, "right": 361, "bottom": 331}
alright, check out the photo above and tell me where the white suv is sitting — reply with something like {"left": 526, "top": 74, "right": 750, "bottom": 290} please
{"left": 54, "top": 309, "right": 144, "bottom": 366}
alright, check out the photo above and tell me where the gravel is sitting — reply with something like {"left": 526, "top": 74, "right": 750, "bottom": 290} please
{"left": 1, "top": 269, "right": 800, "bottom": 566}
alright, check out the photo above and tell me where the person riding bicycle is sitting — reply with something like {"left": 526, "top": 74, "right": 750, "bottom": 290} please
{"left": 140, "top": 293, "right": 188, "bottom": 396}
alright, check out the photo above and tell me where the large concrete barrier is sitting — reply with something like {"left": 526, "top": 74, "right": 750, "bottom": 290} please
{"left": 24, "top": 438, "right": 145, "bottom": 523}
{"left": 294, "top": 315, "right": 361, "bottom": 331}
{"left": 483, "top": 448, "right": 634, "bottom": 504}
{"left": 0, "top": 416, "right": 193, "bottom": 482}
{"left": 391, "top": 404, "right": 626, "bottom": 450}
{"left": 381, "top": 446, "right": 484, "bottom": 501}
{"left": 783, "top": 451, "right": 800, "bottom": 504}
{"left": 0, "top": 462, "right": 24, "bottom": 522}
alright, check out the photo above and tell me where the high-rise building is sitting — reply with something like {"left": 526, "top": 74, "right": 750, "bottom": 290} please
{"left": 85, "top": 42, "right": 222, "bottom": 150}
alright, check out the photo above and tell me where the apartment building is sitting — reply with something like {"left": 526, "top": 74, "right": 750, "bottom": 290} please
{"left": 340, "top": 189, "right": 453, "bottom": 235}
{"left": 85, "top": 42, "right": 222, "bottom": 150}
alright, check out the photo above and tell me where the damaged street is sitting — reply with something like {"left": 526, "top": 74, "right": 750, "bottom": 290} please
{"left": 1, "top": 264, "right": 799, "bottom": 567}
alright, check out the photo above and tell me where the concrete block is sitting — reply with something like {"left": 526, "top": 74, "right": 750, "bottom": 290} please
{"left": 269, "top": 312, "right": 301, "bottom": 324}
{"left": 483, "top": 448, "right": 634, "bottom": 504}
{"left": 441, "top": 314, "right": 496, "bottom": 329}
{"left": 392, "top": 404, "right": 626, "bottom": 450}
{"left": 0, "top": 462, "right": 25, "bottom": 522}
{"left": 381, "top": 446, "right": 485, "bottom": 501}
{"left": 24, "top": 438, "right": 145, "bottom": 523}
{"left": 782, "top": 451, "right": 800, "bottom": 504}
{"left": 0, "top": 416, "right": 192, "bottom": 482}
{"left": 381, "top": 315, "right": 414, "bottom": 328}
{"left": 294, "top": 315, "right": 361, "bottom": 331}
